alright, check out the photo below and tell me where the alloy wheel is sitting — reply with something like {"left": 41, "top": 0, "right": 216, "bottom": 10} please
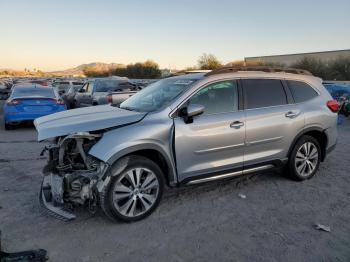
{"left": 112, "top": 167, "right": 159, "bottom": 217}
{"left": 295, "top": 142, "right": 319, "bottom": 177}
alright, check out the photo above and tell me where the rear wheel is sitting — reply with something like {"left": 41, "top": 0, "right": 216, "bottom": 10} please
{"left": 100, "top": 155, "right": 164, "bottom": 222}
{"left": 4, "top": 122, "right": 12, "bottom": 130}
{"left": 288, "top": 135, "right": 321, "bottom": 181}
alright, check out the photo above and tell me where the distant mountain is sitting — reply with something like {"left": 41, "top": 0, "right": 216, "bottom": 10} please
{"left": 49, "top": 62, "right": 125, "bottom": 76}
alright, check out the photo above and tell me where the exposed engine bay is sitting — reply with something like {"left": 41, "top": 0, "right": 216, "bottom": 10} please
{"left": 40, "top": 132, "right": 109, "bottom": 220}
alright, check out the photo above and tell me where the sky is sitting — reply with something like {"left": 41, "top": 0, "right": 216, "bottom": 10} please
{"left": 1, "top": 0, "right": 350, "bottom": 71}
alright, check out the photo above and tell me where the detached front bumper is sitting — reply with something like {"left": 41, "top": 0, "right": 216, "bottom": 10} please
{"left": 39, "top": 174, "right": 76, "bottom": 221}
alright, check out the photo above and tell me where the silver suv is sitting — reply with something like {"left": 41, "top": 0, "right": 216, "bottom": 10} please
{"left": 35, "top": 67, "right": 338, "bottom": 222}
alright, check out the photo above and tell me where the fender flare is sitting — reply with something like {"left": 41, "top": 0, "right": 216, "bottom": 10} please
{"left": 105, "top": 143, "right": 177, "bottom": 186}
{"left": 287, "top": 126, "right": 328, "bottom": 160}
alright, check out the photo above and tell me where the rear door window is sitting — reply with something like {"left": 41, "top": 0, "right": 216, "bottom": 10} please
{"left": 242, "top": 79, "right": 287, "bottom": 109}
{"left": 286, "top": 80, "right": 318, "bottom": 103}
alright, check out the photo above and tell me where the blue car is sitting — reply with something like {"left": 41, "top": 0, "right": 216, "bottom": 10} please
{"left": 3, "top": 85, "right": 66, "bottom": 130}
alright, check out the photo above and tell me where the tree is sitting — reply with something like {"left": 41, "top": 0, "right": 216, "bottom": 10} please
{"left": 197, "top": 53, "right": 222, "bottom": 70}
{"left": 83, "top": 66, "right": 111, "bottom": 77}
{"left": 112, "top": 60, "right": 161, "bottom": 79}
{"left": 329, "top": 56, "right": 350, "bottom": 81}
{"left": 292, "top": 57, "right": 330, "bottom": 79}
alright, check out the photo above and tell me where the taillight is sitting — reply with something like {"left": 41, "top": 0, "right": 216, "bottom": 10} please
{"left": 107, "top": 94, "right": 112, "bottom": 104}
{"left": 56, "top": 99, "right": 65, "bottom": 105}
{"left": 327, "top": 100, "right": 340, "bottom": 113}
{"left": 7, "top": 99, "right": 21, "bottom": 106}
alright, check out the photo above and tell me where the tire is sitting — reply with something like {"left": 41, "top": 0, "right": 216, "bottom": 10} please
{"left": 100, "top": 155, "right": 164, "bottom": 222}
{"left": 288, "top": 135, "right": 321, "bottom": 181}
{"left": 4, "top": 122, "right": 12, "bottom": 130}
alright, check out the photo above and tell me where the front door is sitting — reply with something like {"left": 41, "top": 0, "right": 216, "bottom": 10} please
{"left": 80, "top": 82, "right": 94, "bottom": 107}
{"left": 174, "top": 80, "right": 245, "bottom": 182}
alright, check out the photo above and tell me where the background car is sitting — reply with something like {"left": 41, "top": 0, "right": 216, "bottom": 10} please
{"left": 74, "top": 78, "right": 138, "bottom": 107}
{"left": 53, "top": 80, "right": 84, "bottom": 96}
{"left": 3, "top": 84, "right": 66, "bottom": 130}
{"left": 106, "top": 82, "right": 144, "bottom": 106}
{"left": 28, "top": 79, "right": 49, "bottom": 86}
{"left": 0, "top": 81, "right": 11, "bottom": 100}
{"left": 61, "top": 84, "right": 85, "bottom": 109}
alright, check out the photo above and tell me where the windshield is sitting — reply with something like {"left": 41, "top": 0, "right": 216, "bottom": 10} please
{"left": 12, "top": 87, "right": 55, "bottom": 98}
{"left": 120, "top": 78, "right": 197, "bottom": 112}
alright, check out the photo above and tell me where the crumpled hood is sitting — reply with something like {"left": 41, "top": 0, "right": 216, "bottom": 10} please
{"left": 34, "top": 105, "right": 146, "bottom": 141}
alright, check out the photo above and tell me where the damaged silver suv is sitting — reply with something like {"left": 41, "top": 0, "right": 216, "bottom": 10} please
{"left": 35, "top": 67, "right": 338, "bottom": 222}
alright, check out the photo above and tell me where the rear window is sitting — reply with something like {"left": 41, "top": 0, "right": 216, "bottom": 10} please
{"left": 287, "top": 80, "right": 318, "bottom": 103}
{"left": 12, "top": 88, "right": 55, "bottom": 98}
{"left": 113, "top": 82, "right": 136, "bottom": 91}
{"left": 95, "top": 80, "right": 126, "bottom": 92}
{"left": 243, "top": 79, "right": 287, "bottom": 109}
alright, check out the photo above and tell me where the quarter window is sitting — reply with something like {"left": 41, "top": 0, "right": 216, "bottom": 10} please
{"left": 82, "top": 83, "right": 88, "bottom": 91}
{"left": 86, "top": 82, "right": 94, "bottom": 93}
{"left": 287, "top": 80, "right": 318, "bottom": 103}
{"left": 243, "top": 79, "right": 287, "bottom": 109}
{"left": 189, "top": 80, "right": 238, "bottom": 115}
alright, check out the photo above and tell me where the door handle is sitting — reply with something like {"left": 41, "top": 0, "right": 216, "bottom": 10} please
{"left": 230, "top": 121, "right": 244, "bottom": 129}
{"left": 285, "top": 111, "right": 299, "bottom": 118}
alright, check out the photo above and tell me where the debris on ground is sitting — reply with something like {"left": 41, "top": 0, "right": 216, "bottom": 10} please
{"left": 314, "top": 223, "right": 331, "bottom": 232}
{"left": 238, "top": 193, "right": 246, "bottom": 199}
{"left": 0, "top": 231, "right": 48, "bottom": 261}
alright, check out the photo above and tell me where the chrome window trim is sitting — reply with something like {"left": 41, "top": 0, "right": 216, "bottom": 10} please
{"left": 169, "top": 76, "right": 323, "bottom": 118}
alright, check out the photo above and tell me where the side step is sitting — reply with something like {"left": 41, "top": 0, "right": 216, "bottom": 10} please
{"left": 186, "top": 164, "right": 274, "bottom": 185}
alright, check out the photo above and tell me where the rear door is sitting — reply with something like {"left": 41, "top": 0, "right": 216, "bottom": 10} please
{"left": 174, "top": 80, "right": 245, "bottom": 182}
{"left": 242, "top": 79, "right": 304, "bottom": 166}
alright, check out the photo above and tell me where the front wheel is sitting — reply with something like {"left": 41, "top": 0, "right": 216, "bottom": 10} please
{"left": 100, "top": 155, "right": 164, "bottom": 222}
{"left": 288, "top": 135, "right": 321, "bottom": 181}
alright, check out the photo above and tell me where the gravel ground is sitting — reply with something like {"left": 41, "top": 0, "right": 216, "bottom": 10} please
{"left": 0, "top": 101, "right": 349, "bottom": 262}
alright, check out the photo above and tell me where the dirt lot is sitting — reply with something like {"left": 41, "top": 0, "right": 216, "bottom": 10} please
{"left": 0, "top": 101, "right": 349, "bottom": 262}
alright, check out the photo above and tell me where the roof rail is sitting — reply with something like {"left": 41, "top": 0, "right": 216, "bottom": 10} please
{"left": 205, "top": 66, "right": 312, "bottom": 76}
{"left": 168, "top": 70, "right": 211, "bottom": 77}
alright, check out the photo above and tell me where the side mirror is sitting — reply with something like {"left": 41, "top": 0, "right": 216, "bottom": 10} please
{"left": 78, "top": 88, "right": 85, "bottom": 93}
{"left": 180, "top": 104, "right": 204, "bottom": 123}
